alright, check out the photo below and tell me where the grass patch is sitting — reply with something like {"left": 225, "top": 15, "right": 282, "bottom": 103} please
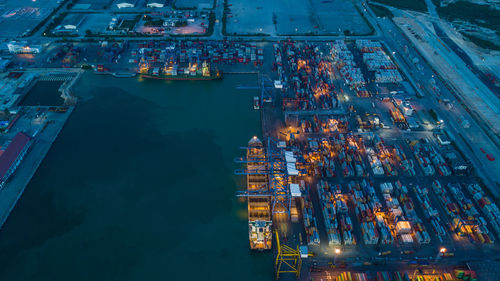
{"left": 436, "top": 1, "right": 500, "bottom": 31}
{"left": 369, "top": 4, "right": 394, "bottom": 18}
{"left": 120, "top": 15, "right": 142, "bottom": 30}
{"left": 372, "top": 0, "right": 427, "bottom": 13}
{"left": 462, "top": 33, "right": 500, "bottom": 51}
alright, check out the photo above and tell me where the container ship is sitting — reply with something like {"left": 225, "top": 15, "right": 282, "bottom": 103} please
{"left": 138, "top": 58, "right": 222, "bottom": 81}
{"left": 246, "top": 137, "right": 272, "bottom": 250}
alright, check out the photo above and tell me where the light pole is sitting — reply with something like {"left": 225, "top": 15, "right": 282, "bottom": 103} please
{"left": 334, "top": 248, "right": 341, "bottom": 265}
{"left": 434, "top": 247, "right": 446, "bottom": 263}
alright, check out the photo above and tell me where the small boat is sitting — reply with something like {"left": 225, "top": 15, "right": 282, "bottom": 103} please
{"left": 253, "top": 96, "right": 260, "bottom": 110}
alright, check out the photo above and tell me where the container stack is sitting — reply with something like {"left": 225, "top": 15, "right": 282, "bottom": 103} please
{"left": 132, "top": 40, "right": 262, "bottom": 74}
{"left": 300, "top": 183, "right": 320, "bottom": 246}
{"left": 408, "top": 139, "right": 436, "bottom": 176}
{"left": 367, "top": 147, "right": 384, "bottom": 176}
{"left": 432, "top": 180, "right": 494, "bottom": 243}
{"left": 330, "top": 40, "right": 365, "bottom": 87}
{"left": 317, "top": 180, "right": 342, "bottom": 246}
{"left": 453, "top": 269, "right": 478, "bottom": 281}
{"left": 298, "top": 116, "right": 348, "bottom": 134}
{"left": 278, "top": 41, "right": 338, "bottom": 111}
{"left": 413, "top": 185, "right": 446, "bottom": 240}
{"left": 348, "top": 180, "right": 384, "bottom": 244}
{"left": 467, "top": 183, "right": 500, "bottom": 237}
{"left": 333, "top": 184, "right": 355, "bottom": 245}
{"left": 393, "top": 181, "right": 431, "bottom": 244}
{"left": 355, "top": 40, "right": 402, "bottom": 83}
{"left": 396, "top": 144, "right": 416, "bottom": 176}
{"left": 372, "top": 135, "right": 398, "bottom": 177}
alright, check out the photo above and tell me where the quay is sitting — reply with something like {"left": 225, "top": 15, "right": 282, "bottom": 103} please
{"left": 0, "top": 106, "right": 74, "bottom": 228}
{"left": 0, "top": 69, "right": 80, "bottom": 229}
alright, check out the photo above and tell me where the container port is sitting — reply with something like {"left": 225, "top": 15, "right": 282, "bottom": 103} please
{"left": 1, "top": 0, "right": 500, "bottom": 279}
{"left": 232, "top": 38, "right": 500, "bottom": 280}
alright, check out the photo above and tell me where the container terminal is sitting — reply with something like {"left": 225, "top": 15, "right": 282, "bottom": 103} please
{"left": 231, "top": 40, "right": 500, "bottom": 280}
{"left": 0, "top": 0, "right": 499, "bottom": 279}
{"left": 6, "top": 36, "right": 499, "bottom": 280}
{"left": 21, "top": 37, "right": 499, "bottom": 280}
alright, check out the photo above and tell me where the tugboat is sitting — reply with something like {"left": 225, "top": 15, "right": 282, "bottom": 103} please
{"left": 253, "top": 96, "right": 260, "bottom": 110}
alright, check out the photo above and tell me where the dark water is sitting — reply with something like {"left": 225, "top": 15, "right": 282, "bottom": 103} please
{"left": 20, "top": 81, "right": 64, "bottom": 106}
{"left": 0, "top": 72, "right": 274, "bottom": 281}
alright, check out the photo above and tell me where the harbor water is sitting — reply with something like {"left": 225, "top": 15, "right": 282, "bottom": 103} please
{"left": 20, "top": 81, "right": 65, "bottom": 106}
{"left": 0, "top": 72, "right": 274, "bottom": 281}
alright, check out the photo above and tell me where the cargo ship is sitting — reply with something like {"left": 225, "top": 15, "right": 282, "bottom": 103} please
{"left": 246, "top": 137, "right": 272, "bottom": 250}
{"left": 138, "top": 59, "right": 222, "bottom": 81}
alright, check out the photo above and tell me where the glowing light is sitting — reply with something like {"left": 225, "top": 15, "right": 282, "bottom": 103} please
{"left": 334, "top": 248, "right": 341, "bottom": 254}
{"left": 440, "top": 247, "right": 446, "bottom": 253}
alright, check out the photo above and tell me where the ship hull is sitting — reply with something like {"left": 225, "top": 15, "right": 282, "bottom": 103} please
{"left": 141, "top": 74, "right": 223, "bottom": 81}
{"left": 246, "top": 137, "right": 272, "bottom": 250}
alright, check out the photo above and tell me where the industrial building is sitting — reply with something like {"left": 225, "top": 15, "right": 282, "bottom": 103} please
{"left": 0, "top": 132, "right": 31, "bottom": 188}
{"left": 116, "top": 0, "right": 137, "bottom": 9}
{"left": 60, "top": 14, "right": 87, "bottom": 31}
{"left": 147, "top": 0, "right": 166, "bottom": 8}
{"left": 7, "top": 41, "right": 42, "bottom": 54}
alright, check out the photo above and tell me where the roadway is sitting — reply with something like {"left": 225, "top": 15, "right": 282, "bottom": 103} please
{"left": 359, "top": 4, "right": 500, "bottom": 197}
{"left": 423, "top": 0, "right": 500, "bottom": 96}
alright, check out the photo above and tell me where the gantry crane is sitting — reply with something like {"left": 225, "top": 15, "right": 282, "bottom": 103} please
{"left": 274, "top": 230, "right": 302, "bottom": 279}
{"left": 235, "top": 136, "right": 292, "bottom": 220}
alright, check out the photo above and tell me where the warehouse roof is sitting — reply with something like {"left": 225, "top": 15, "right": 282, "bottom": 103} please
{"left": 0, "top": 132, "right": 31, "bottom": 182}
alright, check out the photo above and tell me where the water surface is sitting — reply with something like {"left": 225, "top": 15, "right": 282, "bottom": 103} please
{"left": 0, "top": 72, "right": 273, "bottom": 281}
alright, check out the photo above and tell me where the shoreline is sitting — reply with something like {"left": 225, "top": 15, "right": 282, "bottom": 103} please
{"left": 0, "top": 69, "right": 80, "bottom": 229}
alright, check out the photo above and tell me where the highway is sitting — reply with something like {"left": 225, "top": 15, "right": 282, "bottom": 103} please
{"left": 360, "top": 4, "right": 500, "bottom": 197}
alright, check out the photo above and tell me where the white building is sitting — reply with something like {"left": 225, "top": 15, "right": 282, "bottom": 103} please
{"left": 116, "top": 0, "right": 136, "bottom": 8}
{"left": 7, "top": 41, "right": 41, "bottom": 54}
{"left": 147, "top": 0, "right": 165, "bottom": 8}
{"left": 60, "top": 14, "right": 87, "bottom": 30}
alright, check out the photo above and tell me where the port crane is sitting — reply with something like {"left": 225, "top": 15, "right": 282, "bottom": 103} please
{"left": 236, "top": 74, "right": 275, "bottom": 108}
{"left": 274, "top": 230, "right": 301, "bottom": 279}
{"left": 235, "top": 136, "right": 292, "bottom": 219}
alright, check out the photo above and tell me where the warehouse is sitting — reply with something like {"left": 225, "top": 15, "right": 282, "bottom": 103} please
{"left": 0, "top": 132, "right": 31, "bottom": 188}
{"left": 116, "top": 0, "right": 137, "bottom": 8}
{"left": 7, "top": 41, "right": 42, "bottom": 54}
{"left": 58, "top": 13, "right": 87, "bottom": 31}
{"left": 147, "top": 0, "right": 166, "bottom": 8}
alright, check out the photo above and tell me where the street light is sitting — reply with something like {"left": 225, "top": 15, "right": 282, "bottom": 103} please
{"left": 434, "top": 247, "right": 446, "bottom": 263}
{"left": 334, "top": 248, "right": 341, "bottom": 265}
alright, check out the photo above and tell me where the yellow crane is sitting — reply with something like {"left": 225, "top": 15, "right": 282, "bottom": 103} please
{"left": 274, "top": 230, "right": 301, "bottom": 279}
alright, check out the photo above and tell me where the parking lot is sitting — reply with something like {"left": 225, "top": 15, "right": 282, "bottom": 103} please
{"left": 0, "top": 0, "right": 62, "bottom": 38}
{"left": 226, "top": 0, "right": 372, "bottom": 36}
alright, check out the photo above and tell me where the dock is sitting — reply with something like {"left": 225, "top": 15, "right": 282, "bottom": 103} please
{"left": 0, "top": 106, "right": 74, "bottom": 229}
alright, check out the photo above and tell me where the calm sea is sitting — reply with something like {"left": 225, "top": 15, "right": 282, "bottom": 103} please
{"left": 0, "top": 72, "right": 274, "bottom": 281}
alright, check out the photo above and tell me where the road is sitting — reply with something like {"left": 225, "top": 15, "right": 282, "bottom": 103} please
{"left": 359, "top": 4, "right": 500, "bottom": 197}
{"left": 423, "top": 0, "right": 500, "bottom": 96}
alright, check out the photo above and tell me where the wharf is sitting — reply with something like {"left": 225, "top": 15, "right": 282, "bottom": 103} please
{"left": 223, "top": 71, "right": 260, "bottom": 75}
{"left": 0, "top": 106, "right": 74, "bottom": 229}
